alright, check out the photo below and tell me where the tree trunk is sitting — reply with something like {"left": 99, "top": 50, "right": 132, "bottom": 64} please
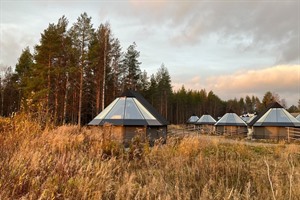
{"left": 165, "top": 93, "right": 168, "bottom": 119}
{"left": 63, "top": 74, "right": 69, "bottom": 125}
{"left": 54, "top": 80, "right": 58, "bottom": 125}
{"left": 46, "top": 54, "right": 51, "bottom": 117}
{"left": 72, "top": 90, "right": 76, "bottom": 124}
{"left": 96, "top": 83, "right": 100, "bottom": 113}
{"left": 78, "top": 65, "right": 83, "bottom": 127}
{"left": 102, "top": 30, "right": 107, "bottom": 111}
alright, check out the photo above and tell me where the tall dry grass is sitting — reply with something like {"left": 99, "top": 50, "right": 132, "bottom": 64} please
{"left": 1, "top": 113, "right": 300, "bottom": 199}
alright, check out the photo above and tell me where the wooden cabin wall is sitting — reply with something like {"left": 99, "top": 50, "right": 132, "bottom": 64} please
{"left": 253, "top": 127, "right": 287, "bottom": 139}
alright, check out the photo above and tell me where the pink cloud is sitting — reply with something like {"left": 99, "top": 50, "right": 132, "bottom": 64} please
{"left": 206, "top": 65, "right": 299, "bottom": 93}
{"left": 172, "top": 65, "right": 300, "bottom": 106}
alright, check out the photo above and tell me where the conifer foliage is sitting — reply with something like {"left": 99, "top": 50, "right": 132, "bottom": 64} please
{"left": 0, "top": 13, "right": 295, "bottom": 125}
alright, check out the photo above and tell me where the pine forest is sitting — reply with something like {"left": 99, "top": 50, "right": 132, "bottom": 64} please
{"left": 0, "top": 13, "right": 298, "bottom": 125}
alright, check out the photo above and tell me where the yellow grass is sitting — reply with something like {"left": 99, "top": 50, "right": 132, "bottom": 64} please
{"left": 1, "top": 113, "right": 300, "bottom": 199}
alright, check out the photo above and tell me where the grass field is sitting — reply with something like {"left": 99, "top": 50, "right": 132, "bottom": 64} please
{"left": 1, "top": 114, "right": 300, "bottom": 199}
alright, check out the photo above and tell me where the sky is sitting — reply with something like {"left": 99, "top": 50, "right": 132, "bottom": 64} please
{"left": 0, "top": 0, "right": 299, "bottom": 107}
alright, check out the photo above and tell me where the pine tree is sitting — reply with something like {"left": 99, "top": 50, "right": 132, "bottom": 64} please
{"left": 1, "top": 67, "right": 19, "bottom": 116}
{"left": 262, "top": 91, "right": 276, "bottom": 108}
{"left": 88, "top": 23, "right": 111, "bottom": 115}
{"left": 122, "top": 42, "right": 141, "bottom": 91}
{"left": 147, "top": 74, "right": 158, "bottom": 106}
{"left": 108, "top": 38, "right": 123, "bottom": 99}
{"left": 34, "top": 22, "right": 63, "bottom": 117}
{"left": 245, "top": 95, "right": 253, "bottom": 113}
{"left": 69, "top": 12, "right": 94, "bottom": 126}
{"left": 156, "top": 64, "right": 172, "bottom": 118}
{"left": 15, "top": 47, "right": 33, "bottom": 107}
{"left": 34, "top": 16, "right": 71, "bottom": 124}
{"left": 139, "top": 70, "right": 149, "bottom": 94}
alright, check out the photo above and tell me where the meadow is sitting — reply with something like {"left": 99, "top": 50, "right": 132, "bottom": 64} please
{"left": 1, "top": 113, "right": 300, "bottom": 199}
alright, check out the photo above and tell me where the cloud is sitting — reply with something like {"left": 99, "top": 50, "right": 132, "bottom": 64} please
{"left": 1, "top": 1, "right": 299, "bottom": 109}
{"left": 207, "top": 65, "right": 300, "bottom": 106}
{"left": 0, "top": 24, "right": 37, "bottom": 68}
{"left": 172, "top": 65, "right": 300, "bottom": 106}
{"left": 121, "top": 1, "right": 299, "bottom": 63}
{"left": 207, "top": 65, "right": 299, "bottom": 90}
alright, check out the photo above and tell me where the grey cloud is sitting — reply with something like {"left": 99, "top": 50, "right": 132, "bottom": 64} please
{"left": 1, "top": 0, "right": 298, "bottom": 70}
{"left": 277, "top": 35, "right": 299, "bottom": 63}
{"left": 122, "top": 1, "right": 299, "bottom": 63}
{"left": 0, "top": 26, "right": 22, "bottom": 68}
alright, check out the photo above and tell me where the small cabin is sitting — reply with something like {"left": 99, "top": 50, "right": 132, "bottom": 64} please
{"left": 215, "top": 111, "right": 247, "bottom": 135}
{"left": 88, "top": 90, "right": 169, "bottom": 145}
{"left": 195, "top": 113, "right": 216, "bottom": 134}
{"left": 249, "top": 102, "right": 300, "bottom": 140}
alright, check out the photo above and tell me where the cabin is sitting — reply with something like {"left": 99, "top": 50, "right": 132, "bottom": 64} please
{"left": 249, "top": 102, "right": 300, "bottom": 139}
{"left": 195, "top": 113, "right": 216, "bottom": 133}
{"left": 88, "top": 90, "right": 169, "bottom": 145}
{"left": 186, "top": 114, "right": 199, "bottom": 124}
{"left": 215, "top": 111, "right": 248, "bottom": 135}
{"left": 186, "top": 114, "right": 199, "bottom": 129}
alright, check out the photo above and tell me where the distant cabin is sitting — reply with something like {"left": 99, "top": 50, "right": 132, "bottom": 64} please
{"left": 88, "top": 90, "right": 169, "bottom": 145}
{"left": 248, "top": 102, "right": 300, "bottom": 140}
{"left": 215, "top": 111, "right": 247, "bottom": 135}
{"left": 240, "top": 113, "right": 256, "bottom": 123}
{"left": 186, "top": 114, "right": 199, "bottom": 124}
{"left": 195, "top": 113, "right": 216, "bottom": 133}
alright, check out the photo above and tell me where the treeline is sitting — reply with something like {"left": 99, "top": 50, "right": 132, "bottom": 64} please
{"left": 0, "top": 13, "right": 299, "bottom": 125}
{"left": 0, "top": 13, "right": 146, "bottom": 125}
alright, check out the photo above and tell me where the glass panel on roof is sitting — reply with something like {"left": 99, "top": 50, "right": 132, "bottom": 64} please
{"left": 124, "top": 98, "right": 144, "bottom": 119}
{"left": 257, "top": 108, "right": 300, "bottom": 125}
{"left": 282, "top": 109, "right": 299, "bottom": 123}
{"left": 277, "top": 109, "right": 291, "bottom": 122}
{"left": 207, "top": 115, "right": 216, "bottom": 122}
{"left": 198, "top": 116, "right": 205, "bottom": 122}
{"left": 133, "top": 99, "right": 156, "bottom": 120}
{"left": 257, "top": 109, "right": 271, "bottom": 123}
{"left": 95, "top": 98, "right": 119, "bottom": 119}
{"left": 204, "top": 116, "right": 210, "bottom": 122}
{"left": 188, "top": 116, "right": 199, "bottom": 122}
{"left": 227, "top": 114, "right": 235, "bottom": 123}
{"left": 263, "top": 109, "right": 279, "bottom": 122}
{"left": 221, "top": 114, "right": 228, "bottom": 123}
{"left": 233, "top": 114, "right": 244, "bottom": 123}
{"left": 198, "top": 115, "right": 216, "bottom": 123}
{"left": 105, "top": 97, "right": 126, "bottom": 119}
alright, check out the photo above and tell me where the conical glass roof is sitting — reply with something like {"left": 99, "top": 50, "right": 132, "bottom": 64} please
{"left": 88, "top": 96, "right": 163, "bottom": 126}
{"left": 215, "top": 113, "right": 247, "bottom": 126}
{"left": 254, "top": 108, "right": 300, "bottom": 127}
{"left": 187, "top": 115, "right": 199, "bottom": 124}
{"left": 195, "top": 114, "right": 216, "bottom": 125}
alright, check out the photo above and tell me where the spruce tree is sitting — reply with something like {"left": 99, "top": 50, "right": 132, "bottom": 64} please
{"left": 15, "top": 47, "right": 33, "bottom": 104}
{"left": 122, "top": 42, "right": 141, "bottom": 91}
